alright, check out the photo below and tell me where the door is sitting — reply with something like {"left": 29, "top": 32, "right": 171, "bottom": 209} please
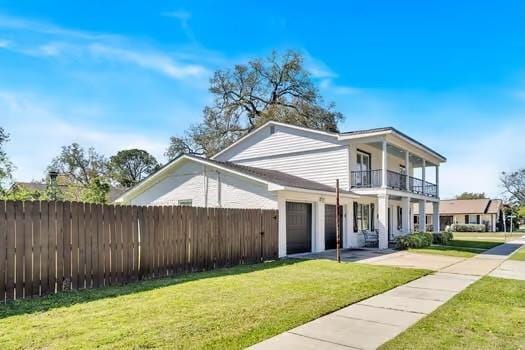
{"left": 286, "top": 202, "right": 312, "bottom": 254}
{"left": 325, "top": 205, "right": 343, "bottom": 250}
{"left": 356, "top": 151, "right": 371, "bottom": 186}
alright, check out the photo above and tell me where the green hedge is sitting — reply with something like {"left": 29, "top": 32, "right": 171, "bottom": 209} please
{"left": 432, "top": 231, "right": 453, "bottom": 245}
{"left": 450, "top": 223, "right": 486, "bottom": 232}
{"left": 396, "top": 232, "right": 433, "bottom": 250}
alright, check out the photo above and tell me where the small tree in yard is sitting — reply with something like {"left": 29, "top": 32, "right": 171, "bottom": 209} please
{"left": 80, "top": 177, "right": 110, "bottom": 204}
{"left": 166, "top": 50, "right": 344, "bottom": 159}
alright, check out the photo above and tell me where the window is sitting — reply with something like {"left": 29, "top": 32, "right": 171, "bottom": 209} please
{"left": 178, "top": 199, "right": 192, "bottom": 206}
{"left": 466, "top": 214, "right": 479, "bottom": 224}
{"left": 355, "top": 203, "right": 372, "bottom": 231}
{"left": 399, "top": 164, "right": 406, "bottom": 175}
{"left": 362, "top": 204, "right": 370, "bottom": 231}
{"left": 356, "top": 150, "right": 371, "bottom": 186}
{"left": 397, "top": 206, "right": 402, "bottom": 230}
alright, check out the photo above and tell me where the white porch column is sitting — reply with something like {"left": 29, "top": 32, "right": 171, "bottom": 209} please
{"left": 378, "top": 194, "right": 389, "bottom": 249}
{"left": 435, "top": 165, "right": 440, "bottom": 198}
{"left": 432, "top": 201, "right": 440, "bottom": 233}
{"left": 405, "top": 151, "right": 410, "bottom": 190}
{"left": 278, "top": 197, "right": 287, "bottom": 257}
{"left": 315, "top": 201, "right": 325, "bottom": 252}
{"left": 418, "top": 199, "right": 426, "bottom": 232}
{"left": 402, "top": 197, "right": 411, "bottom": 234}
{"left": 381, "top": 140, "right": 387, "bottom": 188}
{"left": 422, "top": 159, "right": 426, "bottom": 195}
{"left": 345, "top": 203, "right": 356, "bottom": 248}
{"left": 347, "top": 144, "right": 354, "bottom": 191}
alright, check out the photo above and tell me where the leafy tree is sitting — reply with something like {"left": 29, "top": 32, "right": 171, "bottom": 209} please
{"left": 1, "top": 184, "right": 43, "bottom": 201}
{"left": 80, "top": 177, "right": 110, "bottom": 203}
{"left": 43, "top": 175, "right": 65, "bottom": 201}
{"left": 49, "top": 143, "right": 108, "bottom": 186}
{"left": 455, "top": 192, "right": 486, "bottom": 200}
{"left": 0, "top": 127, "right": 14, "bottom": 193}
{"left": 166, "top": 50, "right": 343, "bottom": 159}
{"left": 501, "top": 168, "right": 525, "bottom": 205}
{"left": 109, "top": 149, "right": 160, "bottom": 187}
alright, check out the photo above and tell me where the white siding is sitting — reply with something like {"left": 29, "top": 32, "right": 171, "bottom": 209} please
{"left": 214, "top": 124, "right": 349, "bottom": 188}
{"left": 237, "top": 146, "right": 349, "bottom": 189}
{"left": 214, "top": 124, "right": 342, "bottom": 161}
{"left": 129, "top": 160, "right": 277, "bottom": 209}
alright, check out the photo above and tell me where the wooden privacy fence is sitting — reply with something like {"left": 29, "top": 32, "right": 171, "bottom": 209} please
{"left": 0, "top": 200, "right": 278, "bottom": 302}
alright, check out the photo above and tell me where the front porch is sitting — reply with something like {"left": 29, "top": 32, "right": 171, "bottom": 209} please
{"left": 277, "top": 189, "right": 440, "bottom": 257}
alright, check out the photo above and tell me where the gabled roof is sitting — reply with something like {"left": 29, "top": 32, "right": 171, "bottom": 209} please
{"left": 212, "top": 121, "right": 446, "bottom": 162}
{"left": 115, "top": 154, "right": 357, "bottom": 203}
{"left": 201, "top": 157, "right": 354, "bottom": 195}
{"left": 414, "top": 198, "right": 503, "bottom": 215}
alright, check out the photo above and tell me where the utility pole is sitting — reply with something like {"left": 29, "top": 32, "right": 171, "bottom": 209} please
{"left": 336, "top": 179, "right": 341, "bottom": 263}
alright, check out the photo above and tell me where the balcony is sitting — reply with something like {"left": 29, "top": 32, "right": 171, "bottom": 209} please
{"left": 350, "top": 169, "right": 437, "bottom": 197}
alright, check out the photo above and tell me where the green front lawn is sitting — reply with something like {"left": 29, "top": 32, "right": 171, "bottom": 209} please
{"left": 381, "top": 276, "right": 525, "bottom": 350}
{"left": 409, "top": 245, "right": 482, "bottom": 258}
{"left": 0, "top": 259, "right": 428, "bottom": 349}
{"left": 409, "top": 239, "right": 502, "bottom": 258}
{"left": 452, "top": 232, "right": 524, "bottom": 242}
{"left": 510, "top": 246, "right": 525, "bottom": 261}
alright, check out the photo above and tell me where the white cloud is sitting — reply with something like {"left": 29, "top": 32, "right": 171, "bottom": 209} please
{"left": 438, "top": 118, "right": 525, "bottom": 199}
{"left": 0, "top": 13, "right": 208, "bottom": 80}
{"left": 88, "top": 43, "right": 207, "bottom": 79}
{"left": 162, "top": 10, "right": 191, "bottom": 22}
{"left": 0, "top": 90, "right": 169, "bottom": 181}
{"left": 0, "top": 13, "right": 115, "bottom": 41}
{"left": 319, "top": 78, "right": 361, "bottom": 95}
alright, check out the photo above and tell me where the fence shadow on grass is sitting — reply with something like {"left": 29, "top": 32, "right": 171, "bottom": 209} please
{"left": 0, "top": 259, "right": 302, "bottom": 320}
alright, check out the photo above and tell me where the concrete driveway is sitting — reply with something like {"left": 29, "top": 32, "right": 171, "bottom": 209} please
{"left": 294, "top": 248, "right": 465, "bottom": 271}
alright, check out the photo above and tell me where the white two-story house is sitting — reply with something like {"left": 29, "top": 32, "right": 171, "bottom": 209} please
{"left": 116, "top": 121, "right": 446, "bottom": 257}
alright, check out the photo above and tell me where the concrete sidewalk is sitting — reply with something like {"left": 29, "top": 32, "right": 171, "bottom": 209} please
{"left": 250, "top": 240, "right": 524, "bottom": 350}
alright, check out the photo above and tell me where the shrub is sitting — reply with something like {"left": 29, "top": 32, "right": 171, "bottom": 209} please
{"left": 450, "top": 224, "right": 486, "bottom": 232}
{"left": 396, "top": 232, "right": 433, "bottom": 250}
{"left": 432, "top": 231, "right": 453, "bottom": 245}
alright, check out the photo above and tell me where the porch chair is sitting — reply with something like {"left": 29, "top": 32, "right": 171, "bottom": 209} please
{"left": 362, "top": 230, "right": 379, "bottom": 248}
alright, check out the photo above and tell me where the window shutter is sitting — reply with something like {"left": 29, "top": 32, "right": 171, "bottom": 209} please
{"left": 353, "top": 202, "right": 358, "bottom": 232}
{"left": 465, "top": 215, "right": 469, "bottom": 224}
{"left": 476, "top": 215, "right": 480, "bottom": 224}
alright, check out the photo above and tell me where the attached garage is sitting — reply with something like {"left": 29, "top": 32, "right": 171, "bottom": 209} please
{"left": 286, "top": 202, "right": 312, "bottom": 254}
{"left": 325, "top": 205, "right": 343, "bottom": 250}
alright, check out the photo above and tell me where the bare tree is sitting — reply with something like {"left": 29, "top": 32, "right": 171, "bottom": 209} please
{"left": 501, "top": 168, "right": 525, "bottom": 205}
{"left": 49, "top": 143, "right": 108, "bottom": 186}
{"left": 166, "top": 50, "right": 343, "bottom": 159}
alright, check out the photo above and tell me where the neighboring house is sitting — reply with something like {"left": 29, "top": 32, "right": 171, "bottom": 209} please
{"left": 14, "top": 181, "right": 125, "bottom": 203}
{"left": 413, "top": 198, "right": 503, "bottom": 232}
{"left": 116, "top": 121, "right": 446, "bottom": 257}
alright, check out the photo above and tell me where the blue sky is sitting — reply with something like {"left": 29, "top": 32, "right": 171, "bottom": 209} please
{"left": 0, "top": 1, "right": 523, "bottom": 198}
